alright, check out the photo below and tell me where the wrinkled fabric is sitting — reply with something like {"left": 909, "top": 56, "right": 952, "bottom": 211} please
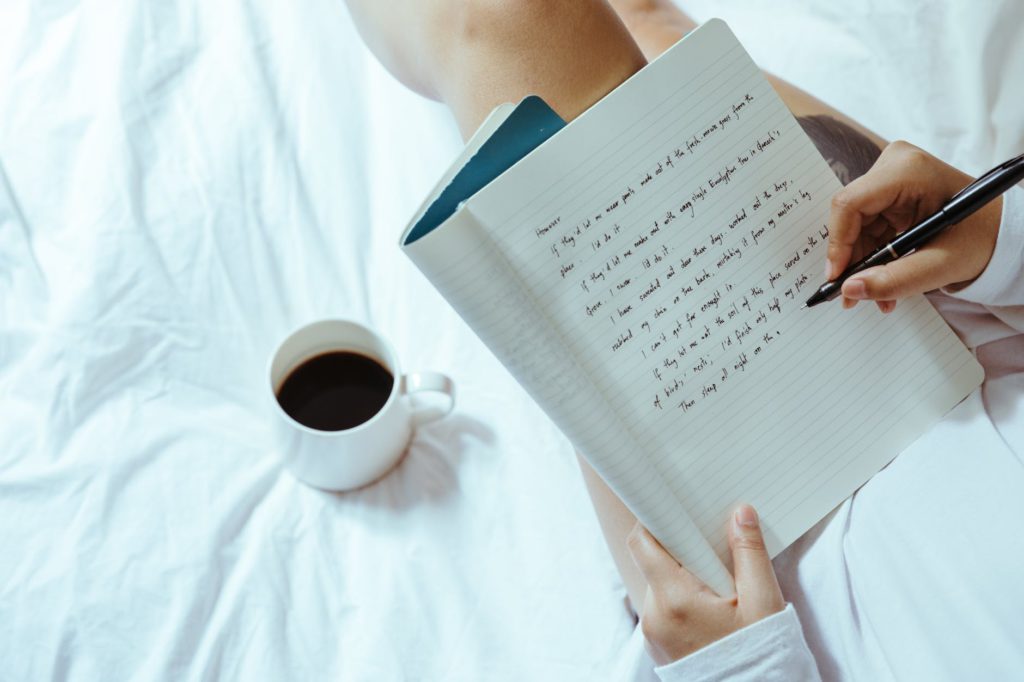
{"left": 0, "top": 2, "right": 629, "bottom": 680}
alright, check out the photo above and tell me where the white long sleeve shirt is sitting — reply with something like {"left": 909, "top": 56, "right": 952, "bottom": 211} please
{"left": 626, "top": 185, "right": 1024, "bottom": 682}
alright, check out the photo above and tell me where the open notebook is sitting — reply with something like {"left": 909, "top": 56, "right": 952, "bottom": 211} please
{"left": 400, "top": 19, "right": 983, "bottom": 596}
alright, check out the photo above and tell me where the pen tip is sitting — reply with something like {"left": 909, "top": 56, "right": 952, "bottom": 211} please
{"left": 799, "top": 304, "right": 807, "bottom": 310}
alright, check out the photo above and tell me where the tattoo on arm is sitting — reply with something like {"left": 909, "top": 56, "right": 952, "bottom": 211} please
{"left": 797, "top": 115, "right": 881, "bottom": 186}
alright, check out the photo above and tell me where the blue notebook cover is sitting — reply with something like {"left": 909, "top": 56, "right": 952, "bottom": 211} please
{"left": 404, "top": 96, "right": 566, "bottom": 245}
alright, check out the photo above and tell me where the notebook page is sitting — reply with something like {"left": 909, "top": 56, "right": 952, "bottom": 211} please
{"left": 404, "top": 208, "right": 735, "bottom": 595}
{"left": 465, "top": 20, "right": 983, "bottom": 567}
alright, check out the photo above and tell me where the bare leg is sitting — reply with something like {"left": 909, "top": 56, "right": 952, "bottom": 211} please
{"left": 346, "top": 0, "right": 887, "bottom": 612}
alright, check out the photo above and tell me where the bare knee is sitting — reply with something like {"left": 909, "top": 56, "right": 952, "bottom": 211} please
{"left": 347, "top": 0, "right": 585, "bottom": 98}
{"left": 349, "top": 0, "right": 645, "bottom": 136}
{"left": 442, "top": 0, "right": 645, "bottom": 124}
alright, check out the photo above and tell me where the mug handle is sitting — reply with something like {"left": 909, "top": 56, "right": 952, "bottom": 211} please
{"left": 402, "top": 372, "right": 455, "bottom": 426}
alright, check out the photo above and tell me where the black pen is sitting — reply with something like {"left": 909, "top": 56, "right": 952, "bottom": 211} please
{"left": 803, "top": 151, "right": 1024, "bottom": 308}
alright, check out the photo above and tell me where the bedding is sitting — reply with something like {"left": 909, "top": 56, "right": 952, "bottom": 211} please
{"left": 1, "top": 1, "right": 1021, "bottom": 680}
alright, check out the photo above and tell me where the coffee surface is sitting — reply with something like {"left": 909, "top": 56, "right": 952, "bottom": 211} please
{"left": 276, "top": 351, "right": 393, "bottom": 431}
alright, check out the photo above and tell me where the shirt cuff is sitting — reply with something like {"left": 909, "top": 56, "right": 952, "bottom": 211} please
{"left": 943, "top": 184, "right": 1024, "bottom": 306}
{"left": 653, "top": 604, "right": 821, "bottom": 682}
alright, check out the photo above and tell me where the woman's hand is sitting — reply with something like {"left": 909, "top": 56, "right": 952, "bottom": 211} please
{"left": 627, "top": 505, "right": 785, "bottom": 665}
{"left": 827, "top": 141, "right": 1003, "bottom": 311}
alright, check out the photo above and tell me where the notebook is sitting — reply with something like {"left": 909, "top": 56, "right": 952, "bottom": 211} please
{"left": 399, "top": 19, "right": 983, "bottom": 595}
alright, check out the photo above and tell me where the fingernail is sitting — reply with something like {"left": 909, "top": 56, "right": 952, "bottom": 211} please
{"left": 844, "top": 278, "right": 867, "bottom": 300}
{"left": 734, "top": 505, "right": 759, "bottom": 529}
{"left": 824, "top": 260, "right": 835, "bottom": 281}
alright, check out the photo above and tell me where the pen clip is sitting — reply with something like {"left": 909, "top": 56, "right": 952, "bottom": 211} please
{"left": 948, "top": 151, "right": 1024, "bottom": 201}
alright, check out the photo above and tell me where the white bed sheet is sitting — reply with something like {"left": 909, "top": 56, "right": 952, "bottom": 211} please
{"left": 0, "top": 1, "right": 1020, "bottom": 680}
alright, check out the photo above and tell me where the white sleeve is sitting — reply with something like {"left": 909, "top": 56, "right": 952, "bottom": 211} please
{"left": 943, "top": 184, "right": 1024, "bottom": 307}
{"left": 653, "top": 604, "right": 821, "bottom": 682}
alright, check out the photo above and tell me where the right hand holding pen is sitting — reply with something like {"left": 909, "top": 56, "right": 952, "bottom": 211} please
{"left": 826, "top": 141, "right": 1002, "bottom": 311}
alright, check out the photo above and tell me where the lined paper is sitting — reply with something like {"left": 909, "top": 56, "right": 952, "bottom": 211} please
{"left": 407, "top": 207, "right": 734, "bottom": 595}
{"left": 407, "top": 20, "right": 981, "bottom": 588}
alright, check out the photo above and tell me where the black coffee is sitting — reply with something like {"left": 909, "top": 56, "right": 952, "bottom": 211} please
{"left": 276, "top": 351, "right": 393, "bottom": 431}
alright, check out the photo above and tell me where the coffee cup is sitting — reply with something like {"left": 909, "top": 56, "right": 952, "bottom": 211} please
{"left": 268, "top": 319, "right": 454, "bottom": 490}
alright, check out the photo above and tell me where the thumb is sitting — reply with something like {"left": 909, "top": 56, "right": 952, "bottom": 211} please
{"left": 729, "top": 505, "right": 784, "bottom": 618}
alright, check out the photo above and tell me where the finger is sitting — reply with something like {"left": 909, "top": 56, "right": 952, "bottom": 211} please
{"left": 729, "top": 506, "right": 783, "bottom": 614}
{"left": 627, "top": 525, "right": 680, "bottom": 589}
{"left": 826, "top": 142, "right": 932, "bottom": 278}
{"left": 827, "top": 192, "right": 865, "bottom": 280}
{"left": 827, "top": 168, "right": 904, "bottom": 278}
{"left": 876, "top": 300, "right": 897, "bottom": 314}
{"left": 627, "top": 525, "right": 705, "bottom": 595}
{"left": 841, "top": 246, "right": 952, "bottom": 302}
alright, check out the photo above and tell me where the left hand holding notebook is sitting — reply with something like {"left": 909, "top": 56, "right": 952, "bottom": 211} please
{"left": 628, "top": 505, "right": 784, "bottom": 665}
{"left": 827, "top": 141, "right": 1003, "bottom": 310}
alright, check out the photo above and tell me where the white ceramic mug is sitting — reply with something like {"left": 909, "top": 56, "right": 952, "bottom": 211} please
{"left": 268, "top": 319, "right": 454, "bottom": 491}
